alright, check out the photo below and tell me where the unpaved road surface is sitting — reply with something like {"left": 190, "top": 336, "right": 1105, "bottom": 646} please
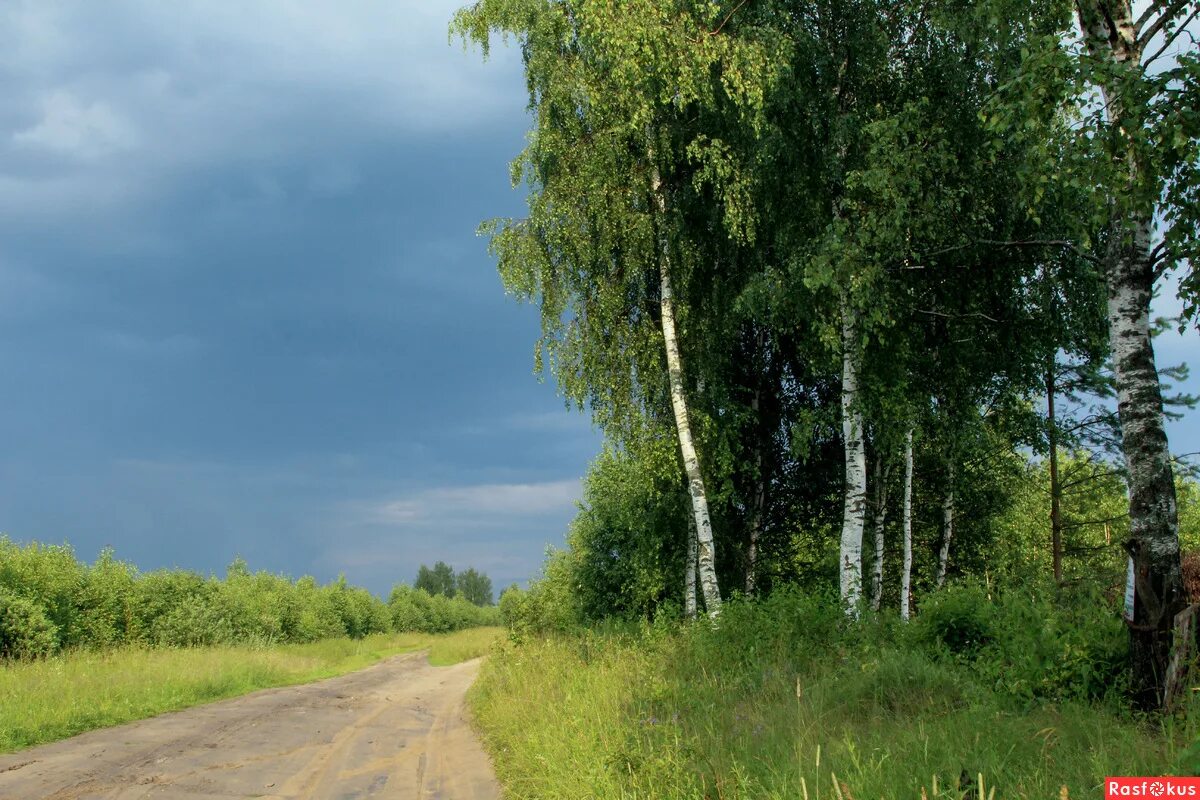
{"left": 0, "top": 654, "right": 500, "bottom": 800}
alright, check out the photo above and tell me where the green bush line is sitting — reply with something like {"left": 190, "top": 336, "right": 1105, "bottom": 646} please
{"left": 475, "top": 585, "right": 1200, "bottom": 797}
{"left": 0, "top": 537, "right": 499, "bottom": 659}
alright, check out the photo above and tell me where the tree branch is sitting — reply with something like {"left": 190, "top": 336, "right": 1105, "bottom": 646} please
{"left": 916, "top": 309, "right": 1002, "bottom": 324}
{"left": 910, "top": 238, "right": 1100, "bottom": 267}
{"left": 1143, "top": 5, "right": 1200, "bottom": 68}
{"left": 976, "top": 239, "right": 1102, "bottom": 265}
{"left": 1137, "top": 0, "right": 1193, "bottom": 50}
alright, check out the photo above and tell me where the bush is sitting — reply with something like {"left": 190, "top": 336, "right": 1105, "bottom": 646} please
{"left": 152, "top": 598, "right": 236, "bottom": 647}
{"left": 0, "top": 588, "right": 59, "bottom": 659}
{"left": 910, "top": 582, "right": 995, "bottom": 656}
{"left": 0, "top": 538, "right": 496, "bottom": 659}
{"left": 388, "top": 584, "right": 499, "bottom": 633}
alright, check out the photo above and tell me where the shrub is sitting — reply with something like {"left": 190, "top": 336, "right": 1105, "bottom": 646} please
{"left": 388, "top": 584, "right": 499, "bottom": 633}
{"left": 0, "top": 538, "right": 505, "bottom": 656}
{"left": 910, "top": 582, "right": 995, "bottom": 656}
{"left": 0, "top": 588, "right": 59, "bottom": 659}
{"left": 152, "top": 597, "right": 236, "bottom": 647}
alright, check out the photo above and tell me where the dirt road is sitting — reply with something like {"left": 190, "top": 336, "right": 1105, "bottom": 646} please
{"left": 0, "top": 653, "right": 500, "bottom": 800}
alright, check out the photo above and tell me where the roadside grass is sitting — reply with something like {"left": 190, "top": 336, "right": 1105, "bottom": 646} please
{"left": 470, "top": 628, "right": 1198, "bottom": 799}
{"left": 427, "top": 625, "right": 503, "bottom": 666}
{"left": 0, "top": 627, "right": 502, "bottom": 752}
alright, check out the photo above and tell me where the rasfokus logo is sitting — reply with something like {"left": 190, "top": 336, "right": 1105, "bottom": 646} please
{"left": 1106, "top": 778, "right": 1200, "bottom": 798}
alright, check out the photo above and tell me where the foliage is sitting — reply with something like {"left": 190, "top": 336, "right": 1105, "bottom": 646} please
{"left": 415, "top": 561, "right": 458, "bottom": 598}
{"left": 412, "top": 562, "right": 496, "bottom": 606}
{"left": 909, "top": 583, "right": 996, "bottom": 657}
{"left": 387, "top": 584, "right": 500, "bottom": 633}
{"left": 0, "top": 588, "right": 58, "bottom": 660}
{"left": 456, "top": 567, "right": 495, "bottom": 606}
{"left": 0, "top": 538, "right": 495, "bottom": 661}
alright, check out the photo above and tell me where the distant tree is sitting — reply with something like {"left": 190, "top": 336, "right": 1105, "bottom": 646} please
{"left": 456, "top": 568, "right": 494, "bottom": 607}
{"left": 414, "top": 561, "right": 456, "bottom": 599}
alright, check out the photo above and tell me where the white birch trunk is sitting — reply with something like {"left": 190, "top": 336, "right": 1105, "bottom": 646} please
{"left": 1075, "top": 0, "right": 1185, "bottom": 707}
{"left": 653, "top": 167, "right": 721, "bottom": 616}
{"left": 840, "top": 300, "right": 867, "bottom": 615}
{"left": 685, "top": 513, "right": 698, "bottom": 620}
{"left": 936, "top": 461, "right": 955, "bottom": 589}
{"left": 901, "top": 427, "right": 914, "bottom": 622}
{"left": 870, "top": 456, "right": 889, "bottom": 612}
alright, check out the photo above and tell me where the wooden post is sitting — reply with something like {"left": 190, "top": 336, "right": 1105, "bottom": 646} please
{"left": 1163, "top": 604, "right": 1200, "bottom": 712}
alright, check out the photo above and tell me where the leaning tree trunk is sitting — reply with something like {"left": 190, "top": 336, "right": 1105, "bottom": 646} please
{"left": 653, "top": 167, "right": 722, "bottom": 616}
{"left": 840, "top": 300, "right": 868, "bottom": 615}
{"left": 901, "top": 427, "right": 914, "bottom": 621}
{"left": 685, "top": 513, "right": 698, "bottom": 620}
{"left": 871, "top": 456, "right": 890, "bottom": 612}
{"left": 1076, "top": 0, "right": 1185, "bottom": 709}
{"left": 746, "top": 389, "right": 765, "bottom": 596}
{"left": 936, "top": 460, "right": 955, "bottom": 589}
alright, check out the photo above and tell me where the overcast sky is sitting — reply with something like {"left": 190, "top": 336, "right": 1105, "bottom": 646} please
{"left": 0, "top": 2, "right": 1196, "bottom": 596}
{"left": 0, "top": 0, "right": 603, "bottom": 594}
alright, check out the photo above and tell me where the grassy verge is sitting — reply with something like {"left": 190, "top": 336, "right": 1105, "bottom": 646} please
{"left": 470, "top": 623, "right": 1198, "bottom": 798}
{"left": 1, "top": 626, "right": 501, "bottom": 752}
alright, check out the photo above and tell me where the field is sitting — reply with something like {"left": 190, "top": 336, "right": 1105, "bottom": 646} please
{"left": 0, "top": 626, "right": 501, "bottom": 752}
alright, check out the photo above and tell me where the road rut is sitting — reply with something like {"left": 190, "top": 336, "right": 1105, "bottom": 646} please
{"left": 0, "top": 653, "right": 500, "bottom": 800}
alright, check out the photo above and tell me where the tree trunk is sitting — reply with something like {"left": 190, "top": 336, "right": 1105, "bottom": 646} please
{"left": 685, "top": 513, "right": 698, "bottom": 620}
{"left": 653, "top": 167, "right": 722, "bottom": 616}
{"left": 936, "top": 460, "right": 955, "bottom": 589}
{"left": 1075, "top": 0, "right": 1185, "bottom": 709}
{"left": 746, "top": 389, "right": 765, "bottom": 596}
{"left": 1047, "top": 364, "right": 1064, "bottom": 584}
{"left": 840, "top": 300, "right": 868, "bottom": 615}
{"left": 1110, "top": 220, "right": 1185, "bottom": 707}
{"left": 871, "top": 455, "right": 890, "bottom": 612}
{"left": 901, "top": 427, "right": 914, "bottom": 622}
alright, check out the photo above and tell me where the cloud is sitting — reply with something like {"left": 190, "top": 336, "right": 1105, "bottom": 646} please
{"left": 369, "top": 480, "right": 583, "bottom": 525}
{"left": 13, "top": 90, "right": 138, "bottom": 159}
{"left": 0, "top": 0, "right": 526, "bottom": 216}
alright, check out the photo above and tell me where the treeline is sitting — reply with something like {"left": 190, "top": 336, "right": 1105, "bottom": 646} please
{"left": 414, "top": 560, "right": 494, "bottom": 606}
{"left": 455, "top": 0, "right": 1200, "bottom": 710}
{"left": 0, "top": 538, "right": 498, "bottom": 660}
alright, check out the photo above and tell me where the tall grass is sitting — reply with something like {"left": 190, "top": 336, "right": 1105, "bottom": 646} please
{"left": 471, "top": 590, "right": 1199, "bottom": 798}
{"left": 0, "top": 627, "right": 502, "bottom": 752}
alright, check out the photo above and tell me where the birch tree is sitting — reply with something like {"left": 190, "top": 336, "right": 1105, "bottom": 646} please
{"left": 993, "top": 0, "right": 1200, "bottom": 707}
{"left": 840, "top": 302, "right": 869, "bottom": 612}
{"left": 455, "top": 0, "right": 782, "bottom": 618}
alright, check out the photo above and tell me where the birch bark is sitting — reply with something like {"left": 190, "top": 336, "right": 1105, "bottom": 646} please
{"left": 653, "top": 166, "right": 722, "bottom": 616}
{"left": 936, "top": 461, "right": 955, "bottom": 589}
{"left": 901, "top": 427, "right": 914, "bottom": 622}
{"left": 1075, "top": 0, "right": 1185, "bottom": 708}
{"left": 871, "top": 457, "right": 890, "bottom": 612}
{"left": 685, "top": 513, "right": 698, "bottom": 620}
{"left": 840, "top": 300, "right": 868, "bottom": 615}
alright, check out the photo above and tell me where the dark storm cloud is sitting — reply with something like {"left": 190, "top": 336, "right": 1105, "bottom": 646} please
{"left": 0, "top": 1, "right": 599, "bottom": 593}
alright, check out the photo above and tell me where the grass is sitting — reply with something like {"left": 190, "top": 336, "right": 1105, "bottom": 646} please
{"left": 0, "top": 626, "right": 502, "bottom": 752}
{"left": 470, "top": 625, "right": 1199, "bottom": 799}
